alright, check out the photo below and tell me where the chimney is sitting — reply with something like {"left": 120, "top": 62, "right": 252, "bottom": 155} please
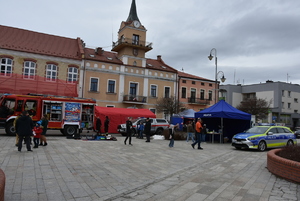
{"left": 157, "top": 55, "right": 162, "bottom": 61}
{"left": 95, "top": 47, "right": 103, "bottom": 55}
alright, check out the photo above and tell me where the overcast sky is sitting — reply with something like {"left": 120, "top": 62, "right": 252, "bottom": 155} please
{"left": 2, "top": 0, "right": 300, "bottom": 85}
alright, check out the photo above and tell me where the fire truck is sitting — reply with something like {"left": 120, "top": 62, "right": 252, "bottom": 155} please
{"left": 0, "top": 94, "right": 96, "bottom": 136}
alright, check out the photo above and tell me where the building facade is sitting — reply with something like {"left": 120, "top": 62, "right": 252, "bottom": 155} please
{"left": 0, "top": 25, "right": 83, "bottom": 97}
{"left": 0, "top": 0, "right": 216, "bottom": 119}
{"left": 178, "top": 71, "right": 215, "bottom": 111}
{"left": 220, "top": 81, "right": 300, "bottom": 128}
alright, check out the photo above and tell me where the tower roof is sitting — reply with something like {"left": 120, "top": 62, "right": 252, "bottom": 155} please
{"left": 126, "top": 0, "right": 140, "bottom": 22}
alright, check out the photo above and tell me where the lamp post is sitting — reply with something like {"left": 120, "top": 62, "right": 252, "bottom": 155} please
{"left": 208, "top": 48, "right": 218, "bottom": 104}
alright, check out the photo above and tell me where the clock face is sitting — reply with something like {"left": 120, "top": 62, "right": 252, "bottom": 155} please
{"left": 133, "top": 20, "right": 140, "bottom": 28}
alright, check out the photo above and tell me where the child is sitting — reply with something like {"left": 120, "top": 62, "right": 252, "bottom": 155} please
{"left": 33, "top": 121, "right": 43, "bottom": 148}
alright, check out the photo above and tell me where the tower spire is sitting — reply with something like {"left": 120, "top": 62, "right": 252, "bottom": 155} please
{"left": 126, "top": 0, "right": 140, "bottom": 22}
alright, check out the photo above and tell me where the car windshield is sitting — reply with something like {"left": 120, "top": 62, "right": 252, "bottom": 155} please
{"left": 245, "top": 127, "right": 269, "bottom": 134}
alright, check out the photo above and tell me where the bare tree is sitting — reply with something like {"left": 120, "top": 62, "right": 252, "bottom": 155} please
{"left": 156, "top": 96, "right": 185, "bottom": 117}
{"left": 236, "top": 97, "right": 271, "bottom": 120}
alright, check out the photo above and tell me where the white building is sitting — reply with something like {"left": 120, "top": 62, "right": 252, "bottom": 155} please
{"left": 220, "top": 80, "right": 300, "bottom": 129}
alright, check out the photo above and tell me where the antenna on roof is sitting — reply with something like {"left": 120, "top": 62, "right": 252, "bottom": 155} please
{"left": 181, "top": 67, "right": 184, "bottom": 72}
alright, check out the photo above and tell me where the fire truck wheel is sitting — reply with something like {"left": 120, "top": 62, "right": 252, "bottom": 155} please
{"left": 5, "top": 121, "right": 15, "bottom": 136}
{"left": 64, "top": 126, "right": 77, "bottom": 136}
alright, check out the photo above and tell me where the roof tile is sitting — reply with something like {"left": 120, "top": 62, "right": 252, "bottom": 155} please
{"left": 0, "top": 25, "right": 82, "bottom": 60}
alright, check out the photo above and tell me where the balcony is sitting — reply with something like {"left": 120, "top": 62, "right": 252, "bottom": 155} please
{"left": 123, "top": 95, "right": 147, "bottom": 104}
{"left": 188, "top": 97, "right": 211, "bottom": 105}
{"left": 112, "top": 38, "right": 153, "bottom": 52}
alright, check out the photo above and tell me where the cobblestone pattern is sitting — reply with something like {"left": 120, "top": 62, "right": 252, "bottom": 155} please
{"left": 0, "top": 135, "right": 299, "bottom": 201}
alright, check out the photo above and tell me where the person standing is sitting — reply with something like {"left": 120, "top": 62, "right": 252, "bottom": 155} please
{"left": 124, "top": 117, "right": 133, "bottom": 145}
{"left": 13, "top": 114, "right": 22, "bottom": 146}
{"left": 33, "top": 121, "right": 43, "bottom": 148}
{"left": 191, "top": 118, "right": 203, "bottom": 150}
{"left": 144, "top": 117, "right": 151, "bottom": 142}
{"left": 186, "top": 121, "right": 195, "bottom": 143}
{"left": 169, "top": 124, "right": 178, "bottom": 148}
{"left": 95, "top": 117, "right": 102, "bottom": 135}
{"left": 16, "top": 111, "right": 34, "bottom": 152}
{"left": 104, "top": 116, "right": 109, "bottom": 135}
{"left": 137, "top": 121, "right": 144, "bottom": 139}
{"left": 40, "top": 114, "right": 49, "bottom": 146}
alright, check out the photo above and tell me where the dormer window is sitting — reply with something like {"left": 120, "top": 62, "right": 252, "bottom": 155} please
{"left": 107, "top": 57, "right": 113, "bottom": 60}
{"left": 161, "top": 66, "right": 166, "bottom": 69}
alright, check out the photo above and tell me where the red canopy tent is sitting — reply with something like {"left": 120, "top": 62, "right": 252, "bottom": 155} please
{"left": 94, "top": 107, "right": 156, "bottom": 133}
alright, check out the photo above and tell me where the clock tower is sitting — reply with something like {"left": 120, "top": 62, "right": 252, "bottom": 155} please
{"left": 112, "top": 0, "right": 152, "bottom": 67}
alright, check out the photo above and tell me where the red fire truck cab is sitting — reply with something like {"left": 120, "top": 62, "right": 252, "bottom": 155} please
{"left": 0, "top": 94, "right": 96, "bottom": 136}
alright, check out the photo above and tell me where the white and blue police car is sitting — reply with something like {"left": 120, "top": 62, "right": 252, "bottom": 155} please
{"left": 232, "top": 124, "right": 297, "bottom": 151}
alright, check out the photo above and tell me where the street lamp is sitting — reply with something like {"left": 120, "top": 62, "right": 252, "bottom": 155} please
{"left": 208, "top": 48, "right": 218, "bottom": 104}
{"left": 217, "top": 71, "right": 226, "bottom": 83}
{"left": 208, "top": 49, "right": 226, "bottom": 104}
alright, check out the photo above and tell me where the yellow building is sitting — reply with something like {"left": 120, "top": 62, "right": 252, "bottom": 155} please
{"left": 81, "top": 0, "right": 178, "bottom": 118}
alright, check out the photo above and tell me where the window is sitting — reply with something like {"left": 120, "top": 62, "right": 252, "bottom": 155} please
{"left": 209, "top": 83, "right": 212, "bottom": 87}
{"left": 68, "top": 67, "right": 78, "bottom": 82}
{"left": 130, "top": 83, "right": 138, "bottom": 96}
{"left": 164, "top": 87, "right": 170, "bottom": 98}
{"left": 282, "top": 102, "right": 284, "bottom": 109}
{"left": 182, "top": 80, "right": 186, "bottom": 83}
{"left": 201, "top": 83, "right": 205, "bottom": 86}
{"left": 200, "top": 89, "right": 205, "bottom": 100}
{"left": 46, "top": 64, "right": 57, "bottom": 81}
{"left": 208, "top": 90, "right": 213, "bottom": 100}
{"left": 294, "top": 110, "right": 298, "bottom": 113}
{"left": 282, "top": 90, "right": 285, "bottom": 97}
{"left": 294, "top": 98, "right": 298, "bottom": 103}
{"left": 150, "top": 108, "right": 156, "bottom": 114}
{"left": 288, "top": 91, "right": 291, "bottom": 97}
{"left": 0, "top": 58, "right": 12, "bottom": 76}
{"left": 90, "top": 78, "right": 99, "bottom": 92}
{"left": 151, "top": 85, "right": 157, "bottom": 97}
{"left": 108, "top": 80, "right": 115, "bottom": 93}
{"left": 181, "top": 87, "right": 186, "bottom": 98}
{"left": 192, "top": 81, "right": 195, "bottom": 85}
{"left": 190, "top": 88, "right": 196, "bottom": 103}
{"left": 288, "top": 103, "right": 291, "bottom": 109}
{"left": 132, "top": 34, "right": 139, "bottom": 45}
{"left": 23, "top": 61, "right": 36, "bottom": 79}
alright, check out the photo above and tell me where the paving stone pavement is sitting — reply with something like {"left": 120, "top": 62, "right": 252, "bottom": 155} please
{"left": 0, "top": 133, "right": 299, "bottom": 201}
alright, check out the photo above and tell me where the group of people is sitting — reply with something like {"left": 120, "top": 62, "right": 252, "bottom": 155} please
{"left": 169, "top": 118, "right": 206, "bottom": 149}
{"left": 124, "top": 117, "right": 152, "bottom": 145}
{"left": 95, "top": 116, "right": 110, "bottom": 135}
{"left": 14, "top": 112, "right": 48, "bottom": 152}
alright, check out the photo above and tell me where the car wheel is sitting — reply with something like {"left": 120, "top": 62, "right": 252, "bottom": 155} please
{"left": 156, "top": 128, "right": 163, "bottom": 135}
{"left": 258, "top": 141, "right": 266, "bottom": 151}
{"left": 286, "top": 140, "right": 294, "bottom": 146}
{"left": 5, "top": 121, "right": 15, "bottom": 136}
{"left": 64, "top": 126, "right": 77, "bottom": 137}
{"left": 131, "top": 129, "right": 136, "bottom": 136}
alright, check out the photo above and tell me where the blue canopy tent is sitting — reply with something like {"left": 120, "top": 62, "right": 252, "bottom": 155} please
{"left": 195, "top": 100, "right": 251, "bottom": 142}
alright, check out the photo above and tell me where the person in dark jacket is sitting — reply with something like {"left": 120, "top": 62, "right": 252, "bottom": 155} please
{"left": 124, "top": 117, "right": 133, "bottom": 145}
{"left": 144, "top": 117, "right": 151, "bottom": 142}
{"left": 95, "top": 117, "right": 102, "bottom": 135}
{"left": 16, "top": 111, "right": 34, "bottom": 152}
{"left": 104, "top": 116, "right": 109, "bottom": 135}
